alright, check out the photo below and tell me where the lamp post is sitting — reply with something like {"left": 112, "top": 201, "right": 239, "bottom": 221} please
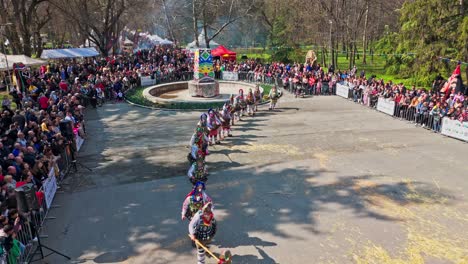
{"left": 329, "top": 20, "right": 333, "bottom": 69}
{"left": 0, "top": 23, "right": 13, "bottom": 92}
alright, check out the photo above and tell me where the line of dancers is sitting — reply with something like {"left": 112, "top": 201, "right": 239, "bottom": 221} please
{"left": 181, "top": 85, "right": 281, "bottom": 263}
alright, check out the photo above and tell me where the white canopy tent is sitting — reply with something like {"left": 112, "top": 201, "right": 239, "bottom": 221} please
{"left": 160, "top": 38, "right": 174, "bottom": 45}
{"left": 40, "top": 47, "right": 99, "bottom": 59}
{"left": 186, "top": 32, "right": 219, "bottom": 49}
{"left": 0, "top": 53, "right": 45, "bottom": 70}
{"left": 123, "top": 38, "right": 134, "bottom": 45}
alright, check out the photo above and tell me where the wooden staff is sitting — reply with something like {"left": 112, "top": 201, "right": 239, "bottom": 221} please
{"left": 188, "top": 234, "right": 220, "bottom": 262}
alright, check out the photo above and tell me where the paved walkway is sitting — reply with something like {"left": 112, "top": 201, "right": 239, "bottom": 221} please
{"left": 44, "top": 93, "right": 468, "bottom": 263}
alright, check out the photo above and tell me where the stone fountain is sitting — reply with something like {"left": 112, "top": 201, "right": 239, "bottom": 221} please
{"left": 187, "top": 49, "right": 220, "bottom": 98}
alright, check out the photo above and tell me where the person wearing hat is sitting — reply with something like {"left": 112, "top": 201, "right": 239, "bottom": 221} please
{"left": 218, "top": 250, "right": 232, "bottom": 264}
{"left": 234, "top": 89, "right": 246, "bottom": 119}
{"left": 187, "top": 156, "right": 208, "bottom": 185}
{"left": 220, "top": 102, "right": 233, "bottom": 139}
{"left": 181, "top": 181, "right": 213, "bottom": 221}
{"left": 189, "top": 202, "right": 217, "bottom": 263}
{"left": 206, "top": 109, "right": 221, "bottom": 145}
{"left": 253, "top": 85, "right": 262, "bottom": 112}
{"left": 245, "top": 88, "right": 256, "bottom": 116}
{"left": 268, "top": 86, "right": 281, "bottom": 110}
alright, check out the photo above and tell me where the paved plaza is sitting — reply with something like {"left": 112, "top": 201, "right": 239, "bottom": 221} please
{"left": 44, "top": 93, "right": 468, "bottom": 263}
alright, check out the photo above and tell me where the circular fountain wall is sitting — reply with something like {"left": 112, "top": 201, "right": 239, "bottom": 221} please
{"left": 142, "top": 81, "right": 261, "bottom": 106}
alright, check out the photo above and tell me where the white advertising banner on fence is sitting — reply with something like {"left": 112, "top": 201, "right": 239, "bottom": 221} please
{"left": 441, "top": 117, "right": 468, "bottom": 142}
{"left": 377, "top": 97, "right": 396, "bottom": 116}
{"left": 222, "top": 71, "right": 239, "bottom": 81}
{"left": 75, "top": 134, "right": 84, "bottom": 151}
{"left": 43, "top": 168, "right": 57, "bottom": 209}
{"left": 336, "top": 83, "right": 349, "bottom": 98}
{"left": 141, "top": 76, "right": 156, "bottom": 87}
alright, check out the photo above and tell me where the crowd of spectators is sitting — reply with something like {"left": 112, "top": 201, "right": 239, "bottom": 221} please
{"left": 0, "top": 45, "right": 199, "bottom": 263}
{"left": 338, "top": 70, "right": 467, "bottom": 131}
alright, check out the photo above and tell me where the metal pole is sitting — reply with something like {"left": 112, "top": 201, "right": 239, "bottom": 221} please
{"left": 0, "top": 23, "right": 13, "bottom": 93}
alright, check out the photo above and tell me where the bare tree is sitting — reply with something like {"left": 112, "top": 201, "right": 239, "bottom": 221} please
{"left": 49, "top": 0, "right": 153, "bottom": 56}
{"left": 187, "top": 0, "right": 257, "bottom": 48}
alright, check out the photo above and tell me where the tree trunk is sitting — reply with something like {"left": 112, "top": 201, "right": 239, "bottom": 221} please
{"left": 362, "top": 0, "right": 369, "bottom": 64}
{"left": 201, "top": 0, "right": 209, "bottom": 48}
{"left": 348, "top": 42, "right": 353, "bottom": 69}
{"left": 33, "top": 30, "right": 43, "bottom": 58}
{"left": 162, "top": 0, "right": 175, "bottom": 42}
{"left": 22, "top": 32, "right": 32, "bottom": 57}
{"left": 192, "top": 0, "right": 199, "bottom": 47}
{"left": 203, "top": 25, "right": 210, "bottom": 48}
{"left": 461, "top": 0, "right": 464, "bottom": 16}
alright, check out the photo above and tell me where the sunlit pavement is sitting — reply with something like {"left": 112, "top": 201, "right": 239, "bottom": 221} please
{"left": 44, "top": 94, "right": 468, "bottom": 263}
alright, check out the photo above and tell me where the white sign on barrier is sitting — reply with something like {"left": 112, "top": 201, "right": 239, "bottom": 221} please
{"left": 222, "top": 71, "right": 239, "bottom": 81}
{"left": 377, "top": 97, "right": 396, "bottom": 116}
{"left": 141, "top": 76, "right": 156, "bottom": 87}
{"left": 336, "top": 83, "right": 349, "bottom": 98}
{"left": 441, "top": 117, "right": 468, "bottom": 142}
{"left": 43, "top": 168, "right": 57, "bottom": 209}
{"left": 75, "top": 134, "right": 84, "bottom": 151}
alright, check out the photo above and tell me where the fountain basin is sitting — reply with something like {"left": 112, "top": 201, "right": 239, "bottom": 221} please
{"left": 142, "top": 81, "right": 261, "bottom": 105}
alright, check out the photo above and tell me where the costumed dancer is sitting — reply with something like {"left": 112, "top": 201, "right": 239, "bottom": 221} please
{"left": 229, "top": 95, "right": 239, "bottom": 125}
{"left": 220, "top": 102, "right": 233, "bottom": 138}
{"left": 207, "top": 109, "right": 221, "bottom": 145}
{"left": 268, "top": 86, "right": 281, "bottom": 110}
{"left": 189, "top": 203, "right": 217, "bottom": 260}
{"left": 235, "top": 89, "right": 247, "bottom": 119}
{"left": 246, "top": 88, "right": 256, "bottom": 116}
{"left": 181, "top": 181, "right": 213, "bottom": 221}
{"left": 215, "top": 108, "right": 225, "bottom": 141}
{"left": 188, "top": 156, "right": 208, "bottom": 185}
{"left": 188, "top": 126, "right": 209, "bottom": 164}
{"left": 253, "top": 85, "right": 263, "bottom": 112}
{"left": 218, "top": 251, "right": 232, "bottom": 264}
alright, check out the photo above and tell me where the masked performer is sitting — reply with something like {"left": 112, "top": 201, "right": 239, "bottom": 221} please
{"left": 189, "top": 202, "right": 217, "bottom": 248}
{"left": 220, "top": 102, "right": 233, "bottom": 138}
{"left": 218, "top": 251, "right": 232, "bottom": 264}
{"left": 268, "top": 86, "right": 281, "bottom": 110}
{"left": 207, "top": 109, "right": 221, "bottom": 145}
{"left": 181, "top": 181, "right": 213, "bottom": 221}
{"left": 229, "top": 95, "right": 240, "bottom": 124}
{"left": 246, "top": 88, "right": 256, "bottom": 116}
{"left": 235, "top": 89, "right": 247, "bottom": 119}
{"left": 188, "top": 125, "right": 209, "bottom": 163}
{"left": 188, "top": 157, "right": 208, "bottom": 185}
{"left": 254, "top": 85, "right": 262, "bottom": 113}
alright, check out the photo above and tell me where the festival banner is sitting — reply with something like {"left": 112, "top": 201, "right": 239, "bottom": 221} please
{"left": 376, "top": 97, "right": 396, "bottom": 116}
{"left": 441, "top": 117, "right": 468, "bottom": 142}
{"left": 76, "top": 134, "right": 85, "bottom": 151}
{"left": 336, "top": 83, "right": 350, "bottom": 98}
{"left": 43, "top": 168, "right": 58, "bottom": 209}
{"left": 141, "top": 76, "right": 156, "bottom": 87}
{"left": 222, "top": 71, "right": 239, "bottom": 81}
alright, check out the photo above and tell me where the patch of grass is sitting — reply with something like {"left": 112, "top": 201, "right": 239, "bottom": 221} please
{"left": 260, "top": 84, "right": 272, "bottom": 95}
{"left": 233, "top": 47, "right": 420, "bottom": 87}
{"left": 125, "top": 86, "right": 226, "bottom": 110}
{"left": 126, "top": 84, "right": 272, "bottom": 110}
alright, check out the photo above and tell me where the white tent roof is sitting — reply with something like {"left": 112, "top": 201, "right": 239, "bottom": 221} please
{"left": 186, "top": 32, "right": 219, "bottom": 49}
{"left": 160, "top": 39, "right": 173, "bottom": 45}
{"left": 40, "top": 47, "right": 99, "bottom": 59}
{"left": 0, "top": 53, "right": 45, "bottom": 70}
{"left": 123, "top": 38, "right": 134, "bottom": 45}
{"left": 146, "top": 34, "right": 164, "bottom": 43}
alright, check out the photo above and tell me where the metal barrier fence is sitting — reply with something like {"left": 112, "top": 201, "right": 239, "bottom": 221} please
{"left": 280, "top": 81, "right": 335, "bottom": 97}
{"left": 333, "top": 83, "right": 450, "bottom": 135}
{"left": 6, "top": 138, "right": 80, "bottom": 263}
